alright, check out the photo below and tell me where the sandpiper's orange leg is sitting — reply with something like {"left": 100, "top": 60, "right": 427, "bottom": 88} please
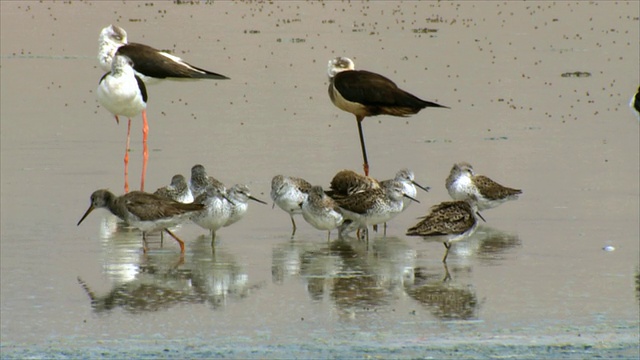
{"left": 355, "top": 116, "right": 370, "bottom": 176}
{"left": 165, "top": 228, "right": 185, "bottom": 253}
{"left": 124, "top": 118, "right": 132, "bottom": 193}
{"left": 140, "top": 110, "right": 149, "bottom": 192}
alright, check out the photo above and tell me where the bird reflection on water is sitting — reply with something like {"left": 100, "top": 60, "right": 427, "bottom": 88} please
{"left": 443, "top": 225, "right": 522, "bottom": 265}
{"left": 85, "top": 215, "right": 520, "bottom": 316}
{"left": 404, "top": 264, "right": 480, "bottom": 321}
{"left": 77, "top": 237, "right": 262, "bottom": 314}
{"left": 270, "top": 224, "right": 521, "bottom": 318}
{"left": 272, "top": 237, "right": 417, "bottom": 314}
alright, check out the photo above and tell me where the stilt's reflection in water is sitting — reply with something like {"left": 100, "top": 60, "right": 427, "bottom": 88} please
{"left": 79, "top": 219, "right": 261, "bottom": 313}
{"left": 272, "top": 237, "right": 416, "bottom": 317}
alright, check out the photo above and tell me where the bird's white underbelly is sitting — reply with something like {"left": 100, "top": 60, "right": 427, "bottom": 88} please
{"left": 97, "top": 78, "right": 146, "bottom": 118}
{"left": 301, "top": 205, "right": 343, "bottom": 231}
{"left": 129, "top": 214, "right": 189, "bottom": 233}
{"left": 448, "top": 176, "right": 476, "bottom": 200}
{"left": 192, "top": 197, "right": 231, "bottom": 231}
{"left": 330, "top": 85, "right": 368, "bottom": 117}
{"left": 274, "top": 190, "right": 307, "bottom": 215}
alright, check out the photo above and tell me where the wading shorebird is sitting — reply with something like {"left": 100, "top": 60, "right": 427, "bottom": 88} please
{"left": 154, "top": 174, "right": 195, "bottom": 243}
{"left": 327, "top": 56, "right": 448, "bottom": 176}
{"left": 325, "top": 169, "right": 380, "bottom": 200}
{"left": 336, "top": 180, "right": 419, "bottom": 241}
{"left": 327, "top": 168, "right": 430, "bottom": 234}
{"left": 406, "top": 199, "right": 479, "bottom": 263}
{"left": 445, "top": 162, "right": 522, "bottom": 221}
{"left": 154, "top": 174, "right": 194, "bottom": 204}
{"left": 98, "top": 24, "right": 229, "bottom": 83}
{"left": 190, "top": 186, "right": 229, "bottom": 244}
{"left": 191, "top": 184, "right": 266, "bottom": 245}
{"left": 189, "top": 164, "right": 227, "bottom": 199}
{"left": 379, "top": 168, "right": 430, "bottom": 212}
{"left": 97, "top": 54, "right": 148, "bottom": 193}
{"left": 224, "top": 184, "right": 268, "bottom": 227}
{"left": 301, "top": 185, "right": 344, "bottom": 241}
{"left": 270, "top": 175, "right": 313, "bottom": 237}
{"left": 77, "top": 189, "right": 204, "bottom": 253}
{"left": 97, "top": 24, "right": 229, "bottom": 192}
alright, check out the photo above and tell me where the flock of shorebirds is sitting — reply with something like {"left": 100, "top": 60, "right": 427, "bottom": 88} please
{"left": 78, "top": 24, "right": 526, "bottom": 263}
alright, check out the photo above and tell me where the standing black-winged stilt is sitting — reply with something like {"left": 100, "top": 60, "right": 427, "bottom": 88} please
{"left": 96, "top": 25, "right": 230, "bottom": 192}
{"left": 327, "top": 57, "right": 448, "bottom": 176}
{"left": 96, "top": 54, "right": 148, "bottom": 193}
{"left": 98, "top": 24, "right": 229, "bottom": 83}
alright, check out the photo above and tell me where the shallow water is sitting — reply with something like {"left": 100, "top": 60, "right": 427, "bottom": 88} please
{"left": 1, "top": 1, "right": 639, "bottom": 357}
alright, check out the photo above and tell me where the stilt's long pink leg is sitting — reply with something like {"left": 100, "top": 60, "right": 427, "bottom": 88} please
{"left": 124, "top": 118, "right": 132, "bottom": 193}
{"left": 140, "top": 110, "right": 149, "bottom": 192}
{"left": 356, "top": 116, "right": 369, "bottom": 176}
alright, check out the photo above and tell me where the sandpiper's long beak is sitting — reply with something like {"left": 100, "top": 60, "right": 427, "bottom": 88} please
{"left": 404, "top": 194, "right": 420, "bottom": 203}
{"left": 412, "top": 180, "right": 431, "bottom": 193}
{"left": 77, "top": 205, "right": 96, "bottom": 226}
{"left": 221, "top": 193, "right": 235, "bottom": 205}
{"left": 476, "top": 211, "right": 487, "bottom": 223}
{"left": 249, "top": 196, "right": 268, "bottom": 205}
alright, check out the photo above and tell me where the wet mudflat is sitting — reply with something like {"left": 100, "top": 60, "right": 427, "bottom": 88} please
{"left": 1, "top": 1, "right": 638, "bottom": 358}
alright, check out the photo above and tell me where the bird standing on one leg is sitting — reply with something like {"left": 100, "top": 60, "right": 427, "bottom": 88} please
{"left": 406, "top": 199, "right": 479, "bottom": 263}
{"left": 301, "top": 185, "right": 344, "bottom": 241}
{"left": 327, "top": 57, "right": 448, "bottom": 176}
{"left": 270, "top": 175, "right": 312, "bottom": 237}
{"left": 336, "top": 181, "right": 419, "bottom": 241}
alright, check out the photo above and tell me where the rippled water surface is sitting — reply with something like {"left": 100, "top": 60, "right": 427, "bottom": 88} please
{"left": 1, "top": 1, "right": 638, "bottom": 358}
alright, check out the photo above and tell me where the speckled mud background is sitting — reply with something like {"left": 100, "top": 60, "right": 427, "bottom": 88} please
{"left": 1, "top": 1, "right": 638, "bottom": 359}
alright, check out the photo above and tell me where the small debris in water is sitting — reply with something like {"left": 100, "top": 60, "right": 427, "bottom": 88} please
{"left": 603, "top": 245, "right": 615, "bottom": 252}
{"left": 484, "top": 136, "right": 508, "bottom": 141}
{"left": 561, "top": 71, "right": 591, "bottom": 78}
{"left": 412, "top": 28, "right": 438, "bottom": 34}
